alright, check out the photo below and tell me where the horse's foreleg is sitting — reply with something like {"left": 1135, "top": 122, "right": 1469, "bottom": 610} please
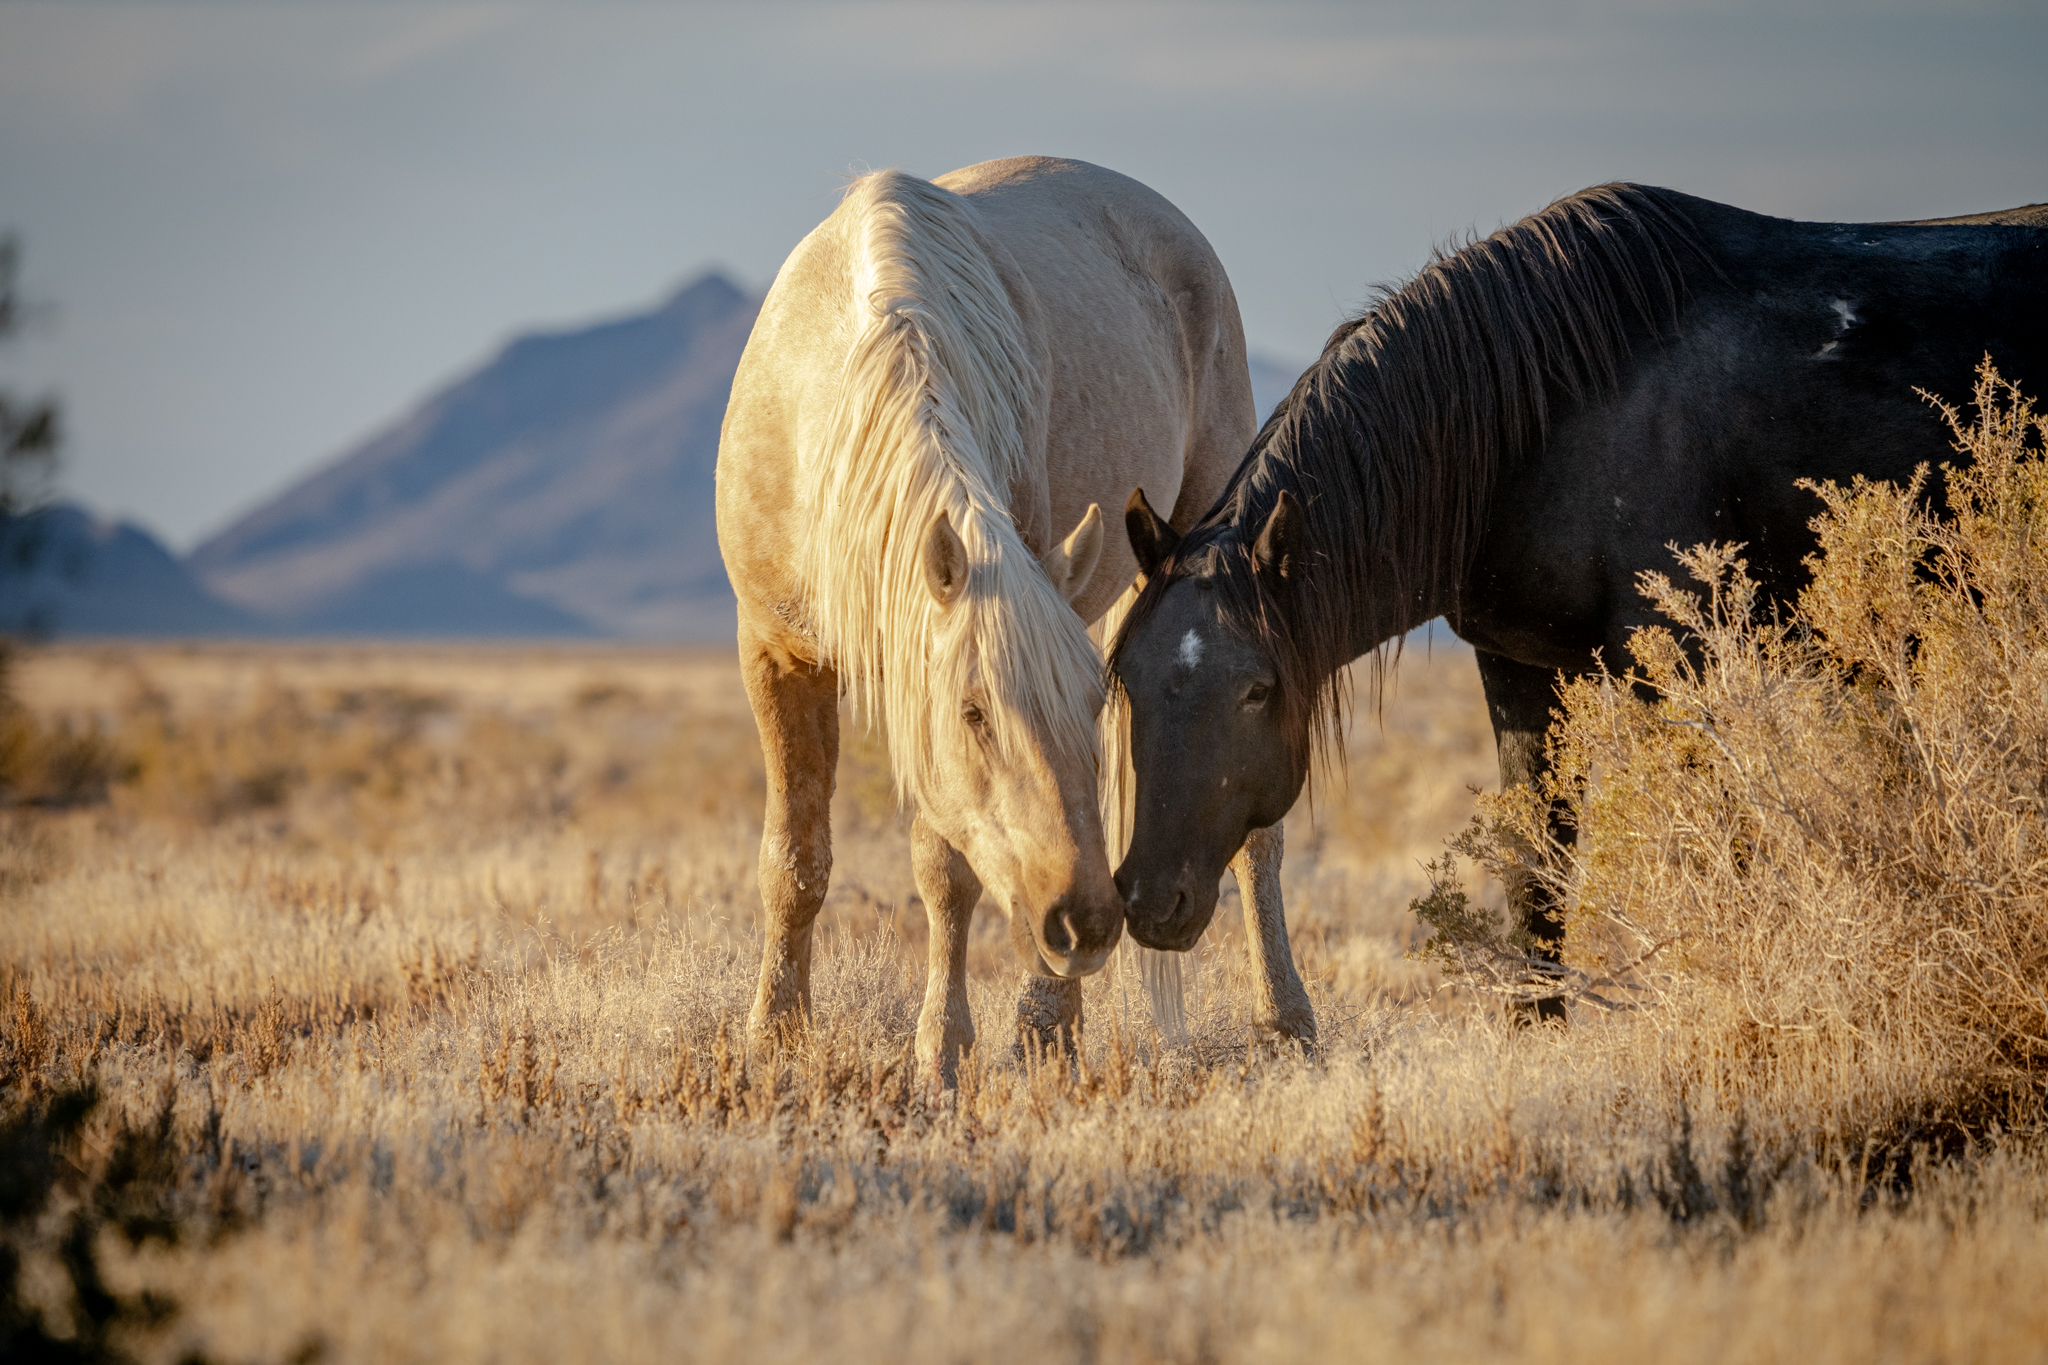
{"left": 1232, "top": 823, "right": 1315, "bottom": 1046}
{"left": 912, "top": 814, "right": 981, "bottom": 1086}
{"left": 741, "top": 622, "right": 839, "bottom": 1046}
{"left": 1475, "top": 648, "right": 1573, "bottom": 1024}
{"left": 1014, "top": 976, "right": 1083, "bottom": 1059}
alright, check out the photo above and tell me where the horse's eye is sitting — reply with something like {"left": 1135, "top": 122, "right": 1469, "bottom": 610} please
{"left": 1243, "top": 682, "right": 1272, "bottom": 708}
{"left": 962, "top": 702, "right": 986, "bottom": 728}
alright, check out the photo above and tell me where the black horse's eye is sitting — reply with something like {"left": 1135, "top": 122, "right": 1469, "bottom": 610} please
{"left": 962, "top": 701, "right": 987, "bottom": 728}
{"left": 1242, "top": 682, "right": 1272, "bottom": 708}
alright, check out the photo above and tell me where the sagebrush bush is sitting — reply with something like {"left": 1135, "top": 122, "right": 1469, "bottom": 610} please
{"left": 1431, "top": 361, "right": 2048, "bottom": 1132}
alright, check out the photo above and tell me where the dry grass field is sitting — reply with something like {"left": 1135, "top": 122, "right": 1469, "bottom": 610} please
{"left": 1, "top": 635, "right": 2041, "bottom": 1364}
{"left": 5, "top": 374, "right": 2048, "bottom": 1364}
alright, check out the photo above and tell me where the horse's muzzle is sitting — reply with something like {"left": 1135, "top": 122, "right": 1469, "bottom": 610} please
{"left": 1011, "top": 895, "right": 1120, "bottom": 978}
{"left": 1119, "top": 874, "right": 1217, "bottom": 953}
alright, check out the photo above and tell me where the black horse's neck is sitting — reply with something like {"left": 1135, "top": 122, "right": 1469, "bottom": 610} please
{"left": 1212, "top": 413, "right": 1451, "bottom": 659}
{"left": 1125, "top": 182, "right": 1711, "bottom": 764}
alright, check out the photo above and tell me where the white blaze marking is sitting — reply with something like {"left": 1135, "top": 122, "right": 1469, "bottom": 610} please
{"left": 1177, "top": 628, "right": 1204, "bottom": 669}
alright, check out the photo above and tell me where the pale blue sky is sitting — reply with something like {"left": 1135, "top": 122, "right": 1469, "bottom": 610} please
{"left": 1, "top": 0, "right": 2043, "bottom": 547}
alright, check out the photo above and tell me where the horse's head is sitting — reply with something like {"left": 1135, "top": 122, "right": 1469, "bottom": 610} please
{"left": 910, "top": 504, "right": 1124, "bottom": 979}
{"left": 1109, "top": 488, "right": 1309, "bottom": 951}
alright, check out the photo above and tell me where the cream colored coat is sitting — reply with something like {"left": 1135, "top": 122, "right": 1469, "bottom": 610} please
{"left": 716, "top": 156, "right": 1306, "bottom": 1079}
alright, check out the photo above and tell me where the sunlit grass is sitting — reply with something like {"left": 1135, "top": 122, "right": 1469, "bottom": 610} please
{"left": 2, "top": 541, "right": 2044, "bottom": 1360}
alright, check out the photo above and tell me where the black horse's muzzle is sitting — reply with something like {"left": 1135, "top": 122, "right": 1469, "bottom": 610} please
{"left": 1117, "top": 871, "right": 1218, "bottom": 953}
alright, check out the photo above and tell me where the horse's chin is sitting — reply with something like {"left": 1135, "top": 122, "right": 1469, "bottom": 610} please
{"left": 1037, "top": 945, "right": 1113, "bottom": 979}
{"left": 1124, "top": 887, "right": 1216, "bottom": 953}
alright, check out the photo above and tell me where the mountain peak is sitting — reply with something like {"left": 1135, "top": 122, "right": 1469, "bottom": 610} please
{"left": 663, "top": 270, "right": 749, "bottom": 313}
{"left": 188, "top": 275, "right": 761, "bottom": 638}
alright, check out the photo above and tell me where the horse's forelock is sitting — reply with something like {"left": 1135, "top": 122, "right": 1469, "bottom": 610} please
{"left": 1108, "top": 530, "right": 1332, "bottom": 779}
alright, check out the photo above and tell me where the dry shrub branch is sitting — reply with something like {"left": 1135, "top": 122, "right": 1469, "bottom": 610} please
{"left": 1427, "top": 360, "right": 2048, "bottom": 1134}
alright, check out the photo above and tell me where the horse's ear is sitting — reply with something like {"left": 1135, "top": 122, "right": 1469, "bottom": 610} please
{"left": 1125, "top": 487, "right": 1180, "bottom": 581}
{"left": 923, "top": 510, "right": 968, "bottom": 607}
{"left": 1040, "top": 503, "right": 1104, "bottom": 607}
{"left": 1252, "top": 490, "right": 1302, "bottom": 587}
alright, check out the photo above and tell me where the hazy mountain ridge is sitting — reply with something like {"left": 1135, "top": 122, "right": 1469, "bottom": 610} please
{"left": 190, "top": 272, "right": 760, "bottom": 638}
{"left": 0, "top": 504, "right": 268, "bottom": 637}
{"left": 186, "top": 267, "right": 1305, "bottom": 640}
{"left": 10, "top": 274, "right": 1306, "bottom": 640}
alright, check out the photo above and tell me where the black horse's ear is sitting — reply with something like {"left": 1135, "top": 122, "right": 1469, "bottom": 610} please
{"left": 1252, "top": 490, "right": 1301, "bottom": 587}
{"left": 1125, "top": 487, "right": 1180, "bottom": 581}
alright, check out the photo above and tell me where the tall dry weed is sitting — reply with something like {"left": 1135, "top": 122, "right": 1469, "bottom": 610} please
{"left": 1427, "top": 361, "right": 2048, "bottom": 1136}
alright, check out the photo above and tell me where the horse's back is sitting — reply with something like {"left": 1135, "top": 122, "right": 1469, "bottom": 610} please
{"left": 718, "top": 156, "right": 1255, "bottom": 642}
{"left": 1899, "top": 202, "right": 2048, "bottom": 228}
{"left": 936, "top": 156, "right": 1230, "bottom": 305}
{"left": 1462, "top": 188, "right": 2048, "bottom": 669}
{"left": 1656, "top": 189, "right": 2048, "bottom": 410}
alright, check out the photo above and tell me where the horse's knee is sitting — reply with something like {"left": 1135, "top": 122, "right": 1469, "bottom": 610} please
{"left": 757, "top": 826, "right": 831, "bottom": 924}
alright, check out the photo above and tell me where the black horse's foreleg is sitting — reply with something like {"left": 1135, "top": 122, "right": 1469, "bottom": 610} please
{"left": 1473, "top": 650, "right": 1573, "bottom": 1022}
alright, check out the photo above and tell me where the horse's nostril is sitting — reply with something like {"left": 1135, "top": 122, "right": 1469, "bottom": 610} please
{"left": 1042, "top": 902, "right": 1075, "bottom": 955}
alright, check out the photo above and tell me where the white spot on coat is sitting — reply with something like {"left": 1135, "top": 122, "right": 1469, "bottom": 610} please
{"left": 1177, "top": 629, "right": 1204, "bottom": 669}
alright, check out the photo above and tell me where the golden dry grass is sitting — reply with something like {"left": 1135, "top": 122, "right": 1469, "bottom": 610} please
{"left": 0, "top": 613, "right": 2044, "bottom": 1361}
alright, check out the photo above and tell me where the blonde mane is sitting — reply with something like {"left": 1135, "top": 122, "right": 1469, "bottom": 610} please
{"left": 799, "top": 170, "right": 1103, "bottom": 801}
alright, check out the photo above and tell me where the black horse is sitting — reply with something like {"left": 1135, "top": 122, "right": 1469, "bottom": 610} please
{"left": 1109, "top": 184, "right": 2048, "bottom": 1027}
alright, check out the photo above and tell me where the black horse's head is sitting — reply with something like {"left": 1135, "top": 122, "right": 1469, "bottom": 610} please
{"left": 1110, "top": 487, "right": 1316, "bottom": 951}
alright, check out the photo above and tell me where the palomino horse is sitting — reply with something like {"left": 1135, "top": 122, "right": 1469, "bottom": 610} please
{"left": 716, "top": 156, "right": 1290, "bottom": 1079}
{"left": 1109, "top": 184, "right": 2048, "bottom": 1024}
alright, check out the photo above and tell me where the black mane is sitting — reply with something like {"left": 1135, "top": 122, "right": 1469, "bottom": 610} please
{"left": 1112, "top": 182, "right": 1717, "bottom": 768}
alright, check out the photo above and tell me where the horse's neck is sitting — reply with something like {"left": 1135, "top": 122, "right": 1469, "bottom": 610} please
{"left": 1252, "top": 446, "right": 1457, "bottom": 672}
{"left": 1002, "top": 459, "right": 1051, "bottom": 558}
{"left": 1334, "top": 566, "right": 1444, "bottom": 668}
{"left": 979, "top": 236, "right": 1054, "bottom": 555}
